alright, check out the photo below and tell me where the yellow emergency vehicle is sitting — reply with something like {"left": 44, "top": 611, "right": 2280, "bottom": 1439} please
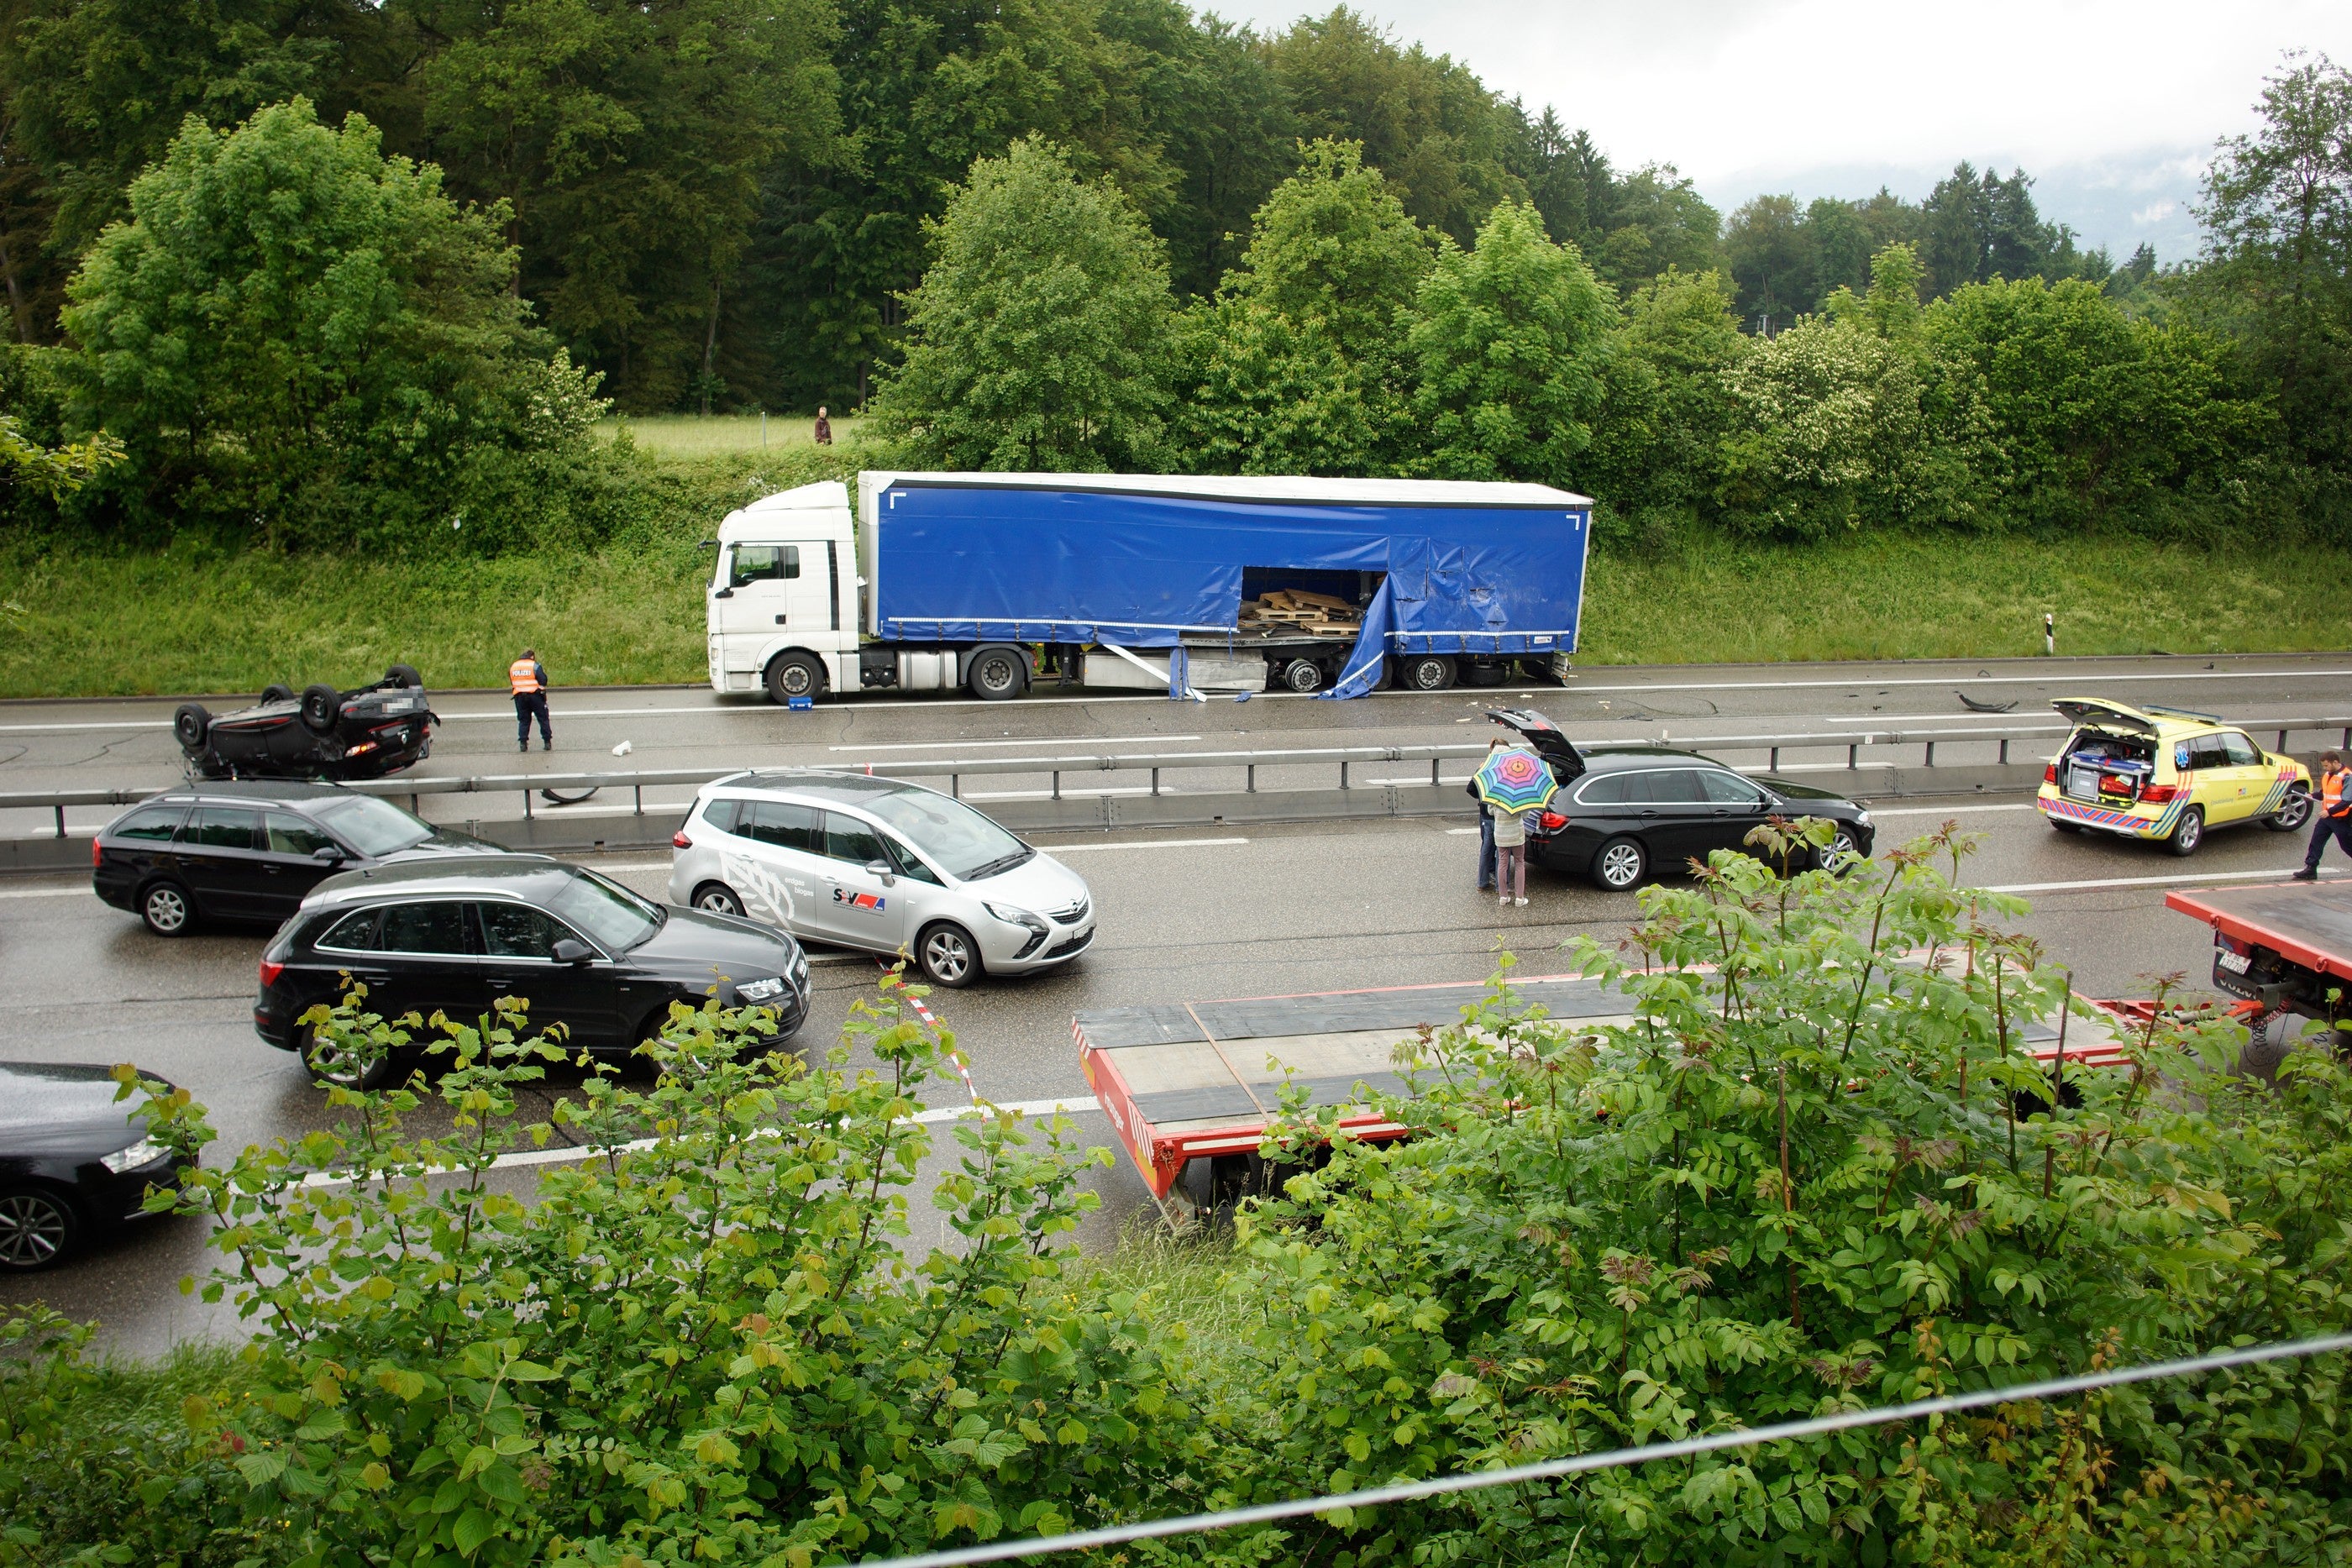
{"left": 2037, "top": 697, "right": 2313, "bottom": 856}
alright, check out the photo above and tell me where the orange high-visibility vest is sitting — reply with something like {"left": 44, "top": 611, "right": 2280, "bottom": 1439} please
{"left": 509, "top": 658, "right": 543, "bottom": 695}
{"left": 2325, "top": 770, "right": 2349, "bottom": 817}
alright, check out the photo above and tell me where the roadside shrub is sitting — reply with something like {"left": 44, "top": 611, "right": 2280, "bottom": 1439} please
{"left": 73, "top": 970, "right": 1201, "bottom": 1565}
{"left": 1196, "top": 823, "right": 2352, "bottom": 1565}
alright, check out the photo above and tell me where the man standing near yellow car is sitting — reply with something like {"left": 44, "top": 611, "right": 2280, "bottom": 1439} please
{"left": 2292, "top": 750, "right": 2350, "bottom": 880}
{"left": 511, "top": 649, "right": 551, "bottom": 753}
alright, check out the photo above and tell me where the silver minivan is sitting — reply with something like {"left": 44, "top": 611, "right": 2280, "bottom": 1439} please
{"left": 667, "top": 771, "right": 1093, "bottom": 988}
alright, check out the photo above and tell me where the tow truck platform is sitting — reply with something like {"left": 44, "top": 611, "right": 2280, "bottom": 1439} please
{"left": 2166, "top": 879, "right": 2352, "bottom": 1022}
{"left": 1077, "top": 972, "right": 2132, "bottom": 1215}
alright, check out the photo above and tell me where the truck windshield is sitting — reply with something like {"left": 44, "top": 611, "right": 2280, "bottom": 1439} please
{"left": 309, "top": 795, "right": 435, "bottom": 857}
{"left": 865, "top": 790, "right": 1032, "bottom": 882}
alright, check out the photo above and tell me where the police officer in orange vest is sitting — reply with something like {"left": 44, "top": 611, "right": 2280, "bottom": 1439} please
{"left": 2293, "top": 750, "right": 2350, "bottom": 880}
{"left": 510, "top": 649, "right": 551, "bottom": 753}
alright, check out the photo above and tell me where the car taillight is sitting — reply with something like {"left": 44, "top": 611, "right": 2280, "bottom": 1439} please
{"left": 673, "top": 831, "right": 693, "bottom": 849}
{"left": 259, "top": 959, "right": 283, "bottom": 988}
{"left": 2044, "top": 763, "right": 2057, "bottom": 784}
{"left": 344, "top": 740, "right": 378, "bottom": 756}
{"left": 2139, "top": 784, "right": 2178, "bottom": 804}
{"left": 92, "top": 836, "right": 103, "bottom": 868}
{"left": 1538, "top": 810, "right": 1567, "bottom": 831}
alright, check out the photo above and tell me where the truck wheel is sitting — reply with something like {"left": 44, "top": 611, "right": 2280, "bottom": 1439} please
{"left": 1279, "top": 659, "right": 1324, "bottom": 694}
{"left": 2269, "top": 788, "right": 2314, "bottom": 831}
{"left": 1400, "top": 654, "right": 1455, "bottom": 691}
{"left": 966, "top": 648, "right": 1026, "bottom": 701}
{"left": 173, "top": 702, "right": 210, "bottom": 749}
{"left": 1591, "top": 836, "right": 1646, "bottom": 891}
{"left": 299, "top": 683, "right": 341, "bottom": 732}
{"left": 2167, "top": 806, "right": 2205, "bottom": 857}
{"left": 764, "top": 653, "right": 823, "bottom": 704}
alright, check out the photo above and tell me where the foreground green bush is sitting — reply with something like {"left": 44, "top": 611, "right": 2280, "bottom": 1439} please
{"left": 1186, "top": 823, "right": 2352, "bottom": 1565}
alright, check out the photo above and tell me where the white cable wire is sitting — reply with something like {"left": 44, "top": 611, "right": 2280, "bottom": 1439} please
{"left": 858, "top": 1330, "right": 2352, "bottom": 1568}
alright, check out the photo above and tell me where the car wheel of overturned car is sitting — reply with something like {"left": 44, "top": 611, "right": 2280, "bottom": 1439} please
{"left": 1400, "top": 654, "right": 1455, "bottom": 691}
{"left": 692, "top": 883, "right": 747, "bottom": 918}
{"left": 764, "top": 652, "right": 823, "bottom": 704}
{"left": 172, "top": 702, "right": 210, "bottom": 749}
{"left": 260, "top": 684, "right": 295, "bottom": 705}
{"left": 0, "top": 1187, "right": 78, "bottom": 1272}
{"left": 299, "top": 683, "right": 341, "bottom": 733}
{"left": 1592, "top": 836, "right": 1646, "bottom": 891}
{"left": 386, "top": 663, "right": 423, "bottom": 690}
{"left": 2269, "top": 787, "right": 2314, "bottom": 832}
{"left": 303, "top": 1027, "right": 399, "bottom": 1091}
{"left": 916, "top": 921, "right": 981, "bottom": 988}
{"left": 141, "top": 880, "right": 193, "bottom": 936}
{"left": 967, "top": 647, "right": 1026, "bottom": 701}
{"left": 1280, "top": 659, "right": 1324, "bottom": 694}
{"left": 2168, "top": 806, "right": 2205, "bottom": 857}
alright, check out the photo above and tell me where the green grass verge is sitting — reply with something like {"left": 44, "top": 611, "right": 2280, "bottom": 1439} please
{"left": 3, "top": 523, "right": 2345, "bottom": 699}
{"left": 597, "top": 412, "right": 864, "bottom": 458}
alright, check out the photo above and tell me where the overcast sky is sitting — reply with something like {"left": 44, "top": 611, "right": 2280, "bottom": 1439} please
{"left": 1212, "top": 1, "right": 2352, "bottom": 261}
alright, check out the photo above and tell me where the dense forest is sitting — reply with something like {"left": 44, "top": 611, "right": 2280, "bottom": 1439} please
{"left": 0, "top": 1, "right": 2345, "bottom": 549}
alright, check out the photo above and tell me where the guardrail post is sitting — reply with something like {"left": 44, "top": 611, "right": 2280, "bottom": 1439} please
{"left": 1925, "top": 741, "right": 1936, "bottom": 767}
{"left": 1847, "top": 743, "right": 1859, "bottom": 769}
{"left": 1052, "top": 770, "right": 1061, "bottom": 800}
{"left": 633, "top": 784, "right": 643, "bottom": 816}
{"left": 1999, "top": 739, "right": 2009, "bottom": 764}
{"left": 2281, "top": 729, "right": 2291, "bottom": 751}
{"left": 1247, "top": 763, "right": 1256, "bottom": 793}
{"left": 53, "top": 805, "right": 65, "bottom": 839}
{"left": 1430, "top": 758, "right": 1440, "bottom": 785}
{"left": 524, "top": 787, "right": 533, "bottom": 821}
{"left": 1769, "top": 746, "right": 1779, "bottom": 771}
{"left": 1340, "top": 759, "right": 1351, "bottom": 789}
{"left": 951, "top": 774, "right": 960, "bottom": 800}
{"left": 1151, "top": 767, "right": 1161, "bottom": 797}
{"left": 410, "top": 794, "right": 420, "bottom": 814}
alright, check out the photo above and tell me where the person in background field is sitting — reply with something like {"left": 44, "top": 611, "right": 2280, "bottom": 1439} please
{"left": 2293, "top": 749, "right": 2352, "bottom": 880}
{"left": 813, "top": 406, "right": 832, "bottom": 446}
{"left": 1466, "top": 737, "right": 1507, "bottom": 890}
{"left": 1490, "top": 790, "right": 1531, "bottom": 907}
{"left": 510, "top": 648, "right": 551, "bottom": 753}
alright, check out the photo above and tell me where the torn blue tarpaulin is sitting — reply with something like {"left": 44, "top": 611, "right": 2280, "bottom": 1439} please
{"left": 1319, "top": 577, "right": 1396, "bottom": 700}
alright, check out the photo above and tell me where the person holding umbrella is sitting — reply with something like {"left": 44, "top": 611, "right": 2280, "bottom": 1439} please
{"left": 1473, "top": 742, "right": 1560, "bottom": 908}
{"left": 1466, "top": 737, "right": 1508, "bottom": 889}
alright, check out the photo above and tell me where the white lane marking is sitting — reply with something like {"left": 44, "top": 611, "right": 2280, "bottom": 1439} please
{"left": 964, "top": 786, "right": 1171, "bottom": 801}
{"left": 0, "top": 717, "right": 171, "bottom": 732}
{"left": 1871, "top": 804, "right": 2040, "bottom": 817}
{"left": 1558, "top": 668, "right": 2352, "bottom": 695}
{"left": 1042, "top": 836, "right": 1247, "bottom": 853}
{"left": 1986, "top": 868, "right": 2345, "bottom": 894}
{"left": 832, "top": 734, "right": 1198, "bottom": 752}
{"left": 302, "top": 1095, "right": 1101, "bottom": 1187}
{"left": 0, "top": 885, "right": 92, "bottom": 899}
{"left": 437, "top": 695, "right": 1172, "bottom": 721}
{"left": 1445, "top": 827, "right": 1479, "bottom": 835}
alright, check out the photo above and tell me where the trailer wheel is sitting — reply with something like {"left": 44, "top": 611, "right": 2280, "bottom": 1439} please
{"left": 764, "top": 652, "right": 824, "bottom": 704}
{"left": 1399, "top": 653, "right": 1455, "bottom": 691}
{"left": 2166, "top": 806, "right": 2205, "bottom": 857}
{"left": 2268, "top": 787, "right": 2314, "bottom": 831}
{"left": 1278, "top": 658, "right": 1324, "bottom": 694}
{"left": 966, "top": 647, "right": 1026, "bottom": 701}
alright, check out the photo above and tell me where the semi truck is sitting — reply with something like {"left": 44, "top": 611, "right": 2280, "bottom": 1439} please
{"left": 705, "top": 471, "right": 1593, "bottom": 703}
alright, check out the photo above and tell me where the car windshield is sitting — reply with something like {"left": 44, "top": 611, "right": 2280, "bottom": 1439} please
{"left": 309, "top": 794, "right": 434, "bottom": 857}
{"left": 864, "top": 789, "right": 1033, "bottom": 881}
{"left": 547, "top": 868, "right": 664, "bottom": 951}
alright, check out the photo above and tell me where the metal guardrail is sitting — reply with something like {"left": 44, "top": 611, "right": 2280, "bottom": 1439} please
{"left": 8, "top": 714, "right": 2352, "bottom": 838}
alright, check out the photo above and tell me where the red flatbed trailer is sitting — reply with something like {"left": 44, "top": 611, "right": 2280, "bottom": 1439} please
{"left": 2166, "top": 880, "right": 2352, "bottom": 1022}
{"left": 1078, "top": 973, "right": 2132, "bottom": 1215}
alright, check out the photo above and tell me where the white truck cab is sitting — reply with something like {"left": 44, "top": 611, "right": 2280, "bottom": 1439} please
{"left": 707, "top": 481, "right": 859, "bottom": 701}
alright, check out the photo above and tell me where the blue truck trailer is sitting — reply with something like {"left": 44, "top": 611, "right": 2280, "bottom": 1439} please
{"left": 704, "top": 471, "right": 1593, "bottom": 702}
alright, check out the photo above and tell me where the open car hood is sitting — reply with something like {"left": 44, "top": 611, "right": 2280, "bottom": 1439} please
{"left": 1487, "top": 708, "right": 1586, "bottom": 779}
{"left": 2051, "top": 696, "right": 2162, "bottom": 737}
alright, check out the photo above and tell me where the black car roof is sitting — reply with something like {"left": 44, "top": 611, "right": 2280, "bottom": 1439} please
{"left": 717, "top": 769, "right": 920, "bottom": 805}
{"left": 134, "top": 779, "right": 359, "bottom": 805}
{"left": 305, "top": 852, "right": 580, "bottom": 905}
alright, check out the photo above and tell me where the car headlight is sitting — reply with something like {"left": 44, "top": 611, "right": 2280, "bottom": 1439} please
{"left": 1855, "top": 811, "right": 1872, "bottom": 827}
{"left": 736, "top": 977, "right": 787, "bottom": 1003}
{"left": 101, "top": 1136, "right": 171, "bottom": 1174}
{"left": 984, "top": 901, "right": 1047, "bottom": 934}
{"left": 789, "top": 950, "right": 809, "bottom": 989}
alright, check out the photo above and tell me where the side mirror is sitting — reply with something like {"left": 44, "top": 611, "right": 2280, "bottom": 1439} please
{"left": 712, "top": 585, "right": 734, "bottom": 599}
{"left": 312, "top": 844, "right": 345, "bottom": 863}
{"left": 550, "top": 938, "right": 592, "bottom": 964}
{"left": 864, "top": 859, "right": 897, "bottom": 887}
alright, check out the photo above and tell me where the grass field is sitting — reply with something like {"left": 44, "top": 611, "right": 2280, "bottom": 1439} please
{"left": 3, "top": 528, "right": 2347, "bottom": 697}
{"left": 597, "top": 412, "right": 864, "bottom": 459}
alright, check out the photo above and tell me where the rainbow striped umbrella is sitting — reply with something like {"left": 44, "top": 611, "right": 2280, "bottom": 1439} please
{"left": 1473, "top": 747, "right": 1559, "bottom": 814}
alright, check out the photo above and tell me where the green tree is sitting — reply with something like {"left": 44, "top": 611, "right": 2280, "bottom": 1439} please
{"left": 409, "top": 0, "right": 842, "bottom": 413}
{"left": 1583, "top": 266, "right": 1746, "bottom": 535}
{"left": 63, "top": 99, "right": 606, "bottom": 548}
{"left": 1724, "top": 191, "right": 1814, "bottom": 328}
{"left": 1180, "top": 139, "right": 1430, "bottom": 475}
{"left": 1408, "top": 199, "right": 1614, "bottom": 484}
{"left": 2194, "top": 50, "right": 2352, "bottom": 482}
{"left": 869, "top": 137, "right": 1177, "bottom": 470}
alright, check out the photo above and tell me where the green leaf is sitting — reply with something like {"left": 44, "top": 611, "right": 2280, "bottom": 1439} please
{"left": 453, "top": 1506, "right": 497, "bottom": 1556}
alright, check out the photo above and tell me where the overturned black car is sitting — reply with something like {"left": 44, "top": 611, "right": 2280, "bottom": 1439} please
{"left": 176, "top": 666, "right": 438, "bottom": 781}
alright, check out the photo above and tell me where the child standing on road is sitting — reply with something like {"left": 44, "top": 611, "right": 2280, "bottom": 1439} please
{"left": 1491, "top": 799, "right": 1531, "bottom": 907}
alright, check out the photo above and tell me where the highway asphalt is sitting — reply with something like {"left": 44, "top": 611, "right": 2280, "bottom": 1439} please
{"left": 4, "top": 650, "right": 2349, "bottom": 1353}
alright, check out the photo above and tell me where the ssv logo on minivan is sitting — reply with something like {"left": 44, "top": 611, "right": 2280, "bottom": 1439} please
{"left": 832, "top": 889, "right": 886, "bottom": 913}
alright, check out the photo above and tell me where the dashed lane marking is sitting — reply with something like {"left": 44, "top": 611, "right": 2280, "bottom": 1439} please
{"left": 1984, "top": 867, "right": 2346, "bottom": 894}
